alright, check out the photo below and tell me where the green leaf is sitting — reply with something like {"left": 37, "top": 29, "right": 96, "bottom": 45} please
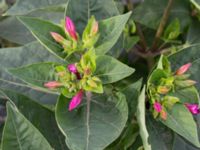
{"left": 5, "top": 0, "right": 67, "bottom": 15}
{"left": 0, "top": 16, "right": 34, "bottom": 44}
{"left": 95, "top": 12, "right": 132, "bottom": 55}
{"left": 146, "top": 114, "right": 173, "bottom": 150}
{"left": 163, "top": 18, "right": 181, "bottom": 40}
{"left": 172, "top": 134, "right": 200, "bottom": 150}
{"left": 169, "top": 20, "right": 200, "bottom": 91}
{"left": 65, "top": 0, "right": 119, "bottom": 34}
{"left": 55, "top": 92, "right": 128, "bottom": 150}
{"left": 94, "top": 55, "right": 135, "bottom": 84}
{"left": 1, "top": 102, "right": 52, "bottom": 150}
{"left": 17, "top": 16, "right": 66, "bottom": 59}
{"left": 0, "top": 42, "right": 63, "bottom": 103}
{"left": 133, "top": 0, "right": 191, "bottom": 30}
{"left": 8, "top": 62, "right": 59, "bottom": 90}
{"left": 136, "top": 86, "right": 152, "bottom": 150}
{"left": 0, "top": 89, "right": 68, "bottom": 150}
{"left": 161, "top": 104, "right": 200, "bottom": 148}
{"left": 121, "top": 79, "right": 143, "bottom": 117}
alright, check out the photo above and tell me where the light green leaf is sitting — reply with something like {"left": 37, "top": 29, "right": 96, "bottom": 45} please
{"left": 17, "top": 16, "right": 66, "bottom": 59}
{"left": 95, "top": 12, "right": 132, "bottom": 54}
{"left": 0, "top": 89, "right": 68, "bottom": 150}
{"left": 94, "top": 55, "right": 135, "bottom": 84}
{"left": 161, "top": 104, "right": 200, "bottom": 148}
{"left": 1, "top": 102, "right": 52, "bottom": 150}
{"left": 55, "top": 92, "right": 128, "bottom": 150}
{"left": 136, "top": 86, "right": 152, "bottom": 150}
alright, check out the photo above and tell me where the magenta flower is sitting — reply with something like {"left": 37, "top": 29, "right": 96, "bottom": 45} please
{"left": 67, "top": 64, "right": 81, "bottom": 79}
{"left": 67, "top": 64, "right": 78, "bottom": 74}
{"left": 69, "top": 89, "right": 84, "bottom": 111}
{"left": 44, "top": 81, "right": 62, "bottom": 89}
{"left": 175, "top": 63, "right": 191, "bottom": 75}
{"left": 65, "top": 16, "right": 78, "bottom": 41}
{"left": 50, "top": 32, "right": 64, "bottom": 43}
{"left": 185, "top": 103, "right": 200, "bottom": 115}
{"left": 153, "top": 102, "right": 162, "bottom": 112}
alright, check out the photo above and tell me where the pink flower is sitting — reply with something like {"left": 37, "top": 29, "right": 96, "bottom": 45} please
{"left": 175, "top": 63, "right": 192, "bottom": 75}
{"left": 69, "top": 89, "right": 84, "bottom": 111}
{"left": 44, "top": 81, "right": 62, "bottom": 89}
{"left": 185, "top": 103, "right": 200, "bottom": 115}
{"left": 153, "top": 102, "right": 162, "bottom": 112}
{"left": 65, "top": 16, "right": 78, "bottom": 41}
{"left": 67, "top": 64, "right": 78, "bottom": 74}
{"left": 50, "top": 32, "right": 64, "bottom": 43}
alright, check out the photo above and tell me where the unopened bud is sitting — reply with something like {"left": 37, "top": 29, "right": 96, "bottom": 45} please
{"left": 91, "top": 21, "right": 98, "bottom": 35}
{"left": 50, "top": 32, "right": 64, "bottom": 43}
{"left": 157, "top": 86, "right": 170, "bottom": 94}
{"left": 44, "top": 81, "right": 62, "bottom": 89}
{"left": 175, "top": 79, "right": 197, "bottom": 88}
{"left": 160, "top": 110, "right": 167, "bottom": 120}
{"left": 175, "top": 63, "right": 191, "bottom": 75}
{"left": 65, "top": 16, "right": 78, "bottom": 41}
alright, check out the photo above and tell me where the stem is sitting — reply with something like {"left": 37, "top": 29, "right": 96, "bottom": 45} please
{"left": 146, "top": 57, "right": 155, "bottom": 72}
{"left": 151, "top": 0, "right": 174, "bottom": 51}
{"left": 136, "top": 23, "right": 147, "bottom": 50}
{"left": 85, "top": 91, "right": 92, "bottom": 150}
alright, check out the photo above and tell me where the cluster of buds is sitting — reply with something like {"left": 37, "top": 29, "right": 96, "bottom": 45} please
{"left": 50, "top": 16, "right": 99, "bottom": 57}
{"left": 44, "top": 50, "right": 103, "bottom": 111}
{"left": 149, "top": 62, "right": 199, "bottom": 120}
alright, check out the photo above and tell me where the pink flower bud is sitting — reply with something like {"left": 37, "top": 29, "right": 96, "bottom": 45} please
{"left": 44, "top": 81, "right": 62, "bottom": 89}
{"left": 67, "top": 64, "right": 78, "bottom": 74}
{"left": 153, "top": 102, "right": 162, "bottom": 112}
{"left": 185, "top": 103, "right": 200, "bottom": 115}
{"left": 175, "top": 63, "right": 192, "bottom": 75}
{"left": 69, "top": 89, "right": 83, "bottom": 111}
{"left": 50, "top": 32, "right": 64, "bottom": 43}
{"left": 65, "top": 16, "right": 78, "bottom": 41}
{"left": 91, "top": 21, "right": 98, "bottom": 35}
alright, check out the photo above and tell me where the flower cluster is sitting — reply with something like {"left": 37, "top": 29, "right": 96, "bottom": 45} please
{"left": 148, "top": 61, "right": 199, "bottom": 120}
{"left": 44, "top": 16, "right": 102, "bottom": 111}
{"left": 50, "top": 16, "right": 99, "bottom": 56}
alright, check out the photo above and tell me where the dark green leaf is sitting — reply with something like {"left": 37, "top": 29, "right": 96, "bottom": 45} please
{"left": 161, "top": 104, "right": 200, "bottom": 148}
{"left": 55, "top": 92, "right": 128, "bottom": 150}
{"left": 1, "top": 102, "right": 52, "bottom": 150}
{"left": 18, "top": 16, "right": 66, "bottom": 59}
{"left": 95, "top": 12, "right": 132, "bottom": 54}
{"left": 94, "top": 55, "right": 135, "bottom": 84}
{"left": 0, "top": 89, "right": 68, "bottom": 150}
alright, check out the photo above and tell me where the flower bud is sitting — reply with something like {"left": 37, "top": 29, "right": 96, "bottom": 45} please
{"left": 91, "top": 21, "right": 98, "bottom": 35}
{"left": 175, "top": 63, "right": 192, "bottom": 75}
{"left": 44, "top": 81, "right": 62, "bottom": 89}
{"left": 65, "top": 16, "right": 78, "bottom": 41}
{"left": 185, "top": 103, "right": 200, "bottom": 115}
{"left": 160, "top": 110, "right": 167, "bottom": 120}
{"left": 153, "top": 102, "right": 162, "bottom": 112}
{"left": 69, "top": 89, "right": 84, "bottom": 111}
{"left": 67, "top": 64, "right": 78, "bottom": 74}
{"left": 175, "top": 79, "right": 197, "bottom": 88}
{"left": 50, "top": 32, "right": 64, "bottom": 43}
{"left": 157, "top": 86, "right": 170, "bottom": 94}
